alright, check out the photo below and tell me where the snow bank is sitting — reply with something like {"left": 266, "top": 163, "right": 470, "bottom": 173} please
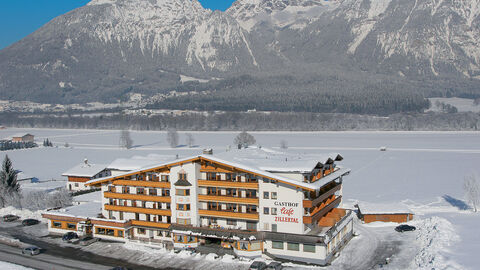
{"left": 0, "top": 235, "right": 21, "bottom": 247}
{"left": 0, "top": 261, "right": 35, "bottom": 270}
{"left": 0, "top": 206, "right": 46, "bottom": 222}
{"left": 412, "top": 217, "right": 462, "bottom": 270}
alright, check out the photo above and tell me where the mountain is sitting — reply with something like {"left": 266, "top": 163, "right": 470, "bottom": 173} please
{"left": 0, "top": 0, "right": 479, "bottom": 109}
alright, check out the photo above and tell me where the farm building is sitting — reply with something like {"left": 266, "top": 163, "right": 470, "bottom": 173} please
{"left": 356, "top": 202, "right": 414, "bottom": 223}
{"left": 11, "top": 133, "right": 34, "bottom": 143}
{"left": 63, "top": 159, "right": 109, "bottom": 191}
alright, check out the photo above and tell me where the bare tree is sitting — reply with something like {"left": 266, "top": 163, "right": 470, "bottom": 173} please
{"left": 280, "top": 140, "right": 288, "bottom": 149}
{"left": 167, "top": 129, "right": 179, "bottom": 148}
{"left": 119, "top": 130, "right": 133, "bottom": 149}
{"left": 464, "top": 174, "right": 480, "bottom": 212}
{"left": 185, "top": 133, "right": 195, "bottom": 148}
{"left": 234, "top": 131, "right": 256, "bottom": 148}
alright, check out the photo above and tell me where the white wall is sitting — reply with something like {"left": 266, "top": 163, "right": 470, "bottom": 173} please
{"left": 170, "top": 163, "right": 199, "bottom": 226}
{"left": 259, "top": 180, "right": 304, "bottom": 234}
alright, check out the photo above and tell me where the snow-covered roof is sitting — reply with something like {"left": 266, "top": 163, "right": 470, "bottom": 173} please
{"left": 17, "top": 171, "right": 34, "bottom": 181}
{"left": 214, "top": 147, "right": 342, "bottom": 173}
{"left": 108, "top": 154, "right": 176, "bottom": 171}
{"left": 357, "top": 202, "right": 413, "bottom": 215}
{"left": 72, "top": 191, "right": 102, "bottom": 203}
{"left": 62, "top": 162, "right": 107, "bottom": 177}
{"left": 44, "top": 201, "right": 102, "bottom": 219}
{"left": 87, "top": 148, "right": 350, "bottom": 191}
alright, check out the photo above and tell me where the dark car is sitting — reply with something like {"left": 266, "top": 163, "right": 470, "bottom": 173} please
{"left": 267, "top": 262, "right": 283, "bottom": 270}
{"left": 22, "top": 219, "right": 40, "bottom": 226}
{"left": 2, "top": 214, "right": 20, "bottom": 222}
{"left": 249, "top": 261, "right": 268, "bottom": 270}
{"left": 62, "top": 232, "right": 79, "bottom": 242}
{"left": 395, "top": 224, "right": 416, "bottom": 232}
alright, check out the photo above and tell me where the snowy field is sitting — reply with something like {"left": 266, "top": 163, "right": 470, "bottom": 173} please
{"left": 0, "top": 128, "right": 479, "bottom": 269}
{"left": 428, "top": 97, "right": 480, "bottom": 112}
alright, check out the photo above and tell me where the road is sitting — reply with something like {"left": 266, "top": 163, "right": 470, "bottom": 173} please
{"left": 0, "top": 223, "right": 176, "bottom": 270}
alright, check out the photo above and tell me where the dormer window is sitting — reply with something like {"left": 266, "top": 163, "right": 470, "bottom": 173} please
{"left": 179, "top": 173, "right": 187, "bottom": 181}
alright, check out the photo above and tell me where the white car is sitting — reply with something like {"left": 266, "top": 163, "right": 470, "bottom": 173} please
{"left": 22, "top": 246, "right": 41, "bottom": 256}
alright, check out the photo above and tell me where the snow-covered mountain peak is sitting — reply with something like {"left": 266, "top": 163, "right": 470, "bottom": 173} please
{"left": 227, "top": 0, "right": 338, "bottom": 30}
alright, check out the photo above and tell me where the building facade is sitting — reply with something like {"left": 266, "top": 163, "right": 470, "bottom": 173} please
{"left": 62, "top": 159, "right": 109, "bottom": 191}
{"left": 44, "top": 149, "right": 353, "bottom": 265}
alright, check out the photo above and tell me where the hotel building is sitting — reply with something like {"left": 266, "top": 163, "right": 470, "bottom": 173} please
{"left": 43, "top": 148, "right": 353, "bottom": 265}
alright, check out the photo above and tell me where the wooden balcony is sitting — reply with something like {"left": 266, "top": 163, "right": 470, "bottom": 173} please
{"left": 198, "top": 194, "right": 259, "bottom": 205}
{"left": 303, "top": 183, "right": 342, "bottom": 208}
{"left": 303, "top": 196, "right": 342, "bottom": 224}
{"left": 105, "top": 204, "right": 171, "bottom": 216}
{"left": 198, "top": 180, "right": 258, "bottom": 189}
{"left": 131, "top": 220, "right": 171, "bottom": 229}
{"left": 112, "top": 180, "right": 170, "bottom": 188}
{"left": 104, "top": 192, "right": 171, "bottom": 203}
{"left": 198, "top": 209, "right": 259, "bottom": 221}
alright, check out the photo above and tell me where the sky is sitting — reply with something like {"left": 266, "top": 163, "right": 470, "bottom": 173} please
{"left": 0, "top": 0, "right": 237, "bottom": 50}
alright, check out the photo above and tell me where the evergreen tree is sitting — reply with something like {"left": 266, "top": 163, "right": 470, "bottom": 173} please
{"left": 1, "top": 155, "right": 20, "bottom": 192}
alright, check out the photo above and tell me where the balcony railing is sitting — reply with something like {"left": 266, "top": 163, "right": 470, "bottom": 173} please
{"left": 105, "top": 204, "right": 171, "bottom": 216}
{"left": 303, "top": 196, "right": 342, "bottom": 224}
{"left": 104, "top": 192, "right": 171, "bottom": 203}
{"left": 198, "top": 194, "right": 259, "bottom": 205}
{"left": 303, "top": 183, "right": 342, "bottom": 208}
{"left": 198, "top": 209, "right": 259, "bottom": 221}
{"left": 198, "top": 180, "right": 258, "bottom": 189}
{"left": 112, "top": 180, "right": 171, "bottom": 188}
{"left": 131, "top": 220, "right": 171, "bottom": 229}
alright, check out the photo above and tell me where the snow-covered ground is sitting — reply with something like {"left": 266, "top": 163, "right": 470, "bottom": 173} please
{"left": 0, "top": 261, "right": 35, "bottom": 270}
{"left": 0, "top": 128, "right": 479, "bottom": 269}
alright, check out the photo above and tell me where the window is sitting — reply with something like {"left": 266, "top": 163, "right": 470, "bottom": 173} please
{"left": 303, "top": 244, "right": 316, "bottom": 253}
{"left": 227, "top": 219, "right": 237, "bottom": 226}
{"left": 177, "top": 218, "right": 191, "bottom": 225}
{"left": 52, "top": 221, "right": 62, "bottom": 228}
{"left": 179, "top": 173, "right": 187, "bottom": 181}
{"left": 207, "top": 172, "right": 216, "bottom": 180}
{"left": 226, "top": 204, "right": 237, "bottom": 212}
{"left": 157, "top": 230, "right": 163, "bottom": 236}
{"left": 106, "top": 229, "right": 114, "bottom": 236}
{"left": 97, "top": 228, "right": 106, "bottom": 234}
{"left": 250, "top": 242, "right": 261, "bottom": 250}
{"left": 176, "top": 235, "right": 184, "bottom": 242}
{"left": 135, "top": 213, "right": 140, "bottom": 220}
{"left": 271, "top": 208, "right": 277, "bottom": 215}
{"left": 75, "top": 183, "right": 79, "bottom": 187}
{"left": 225, "top": 173, "right": 232, "bottom": 180}
{"left": 247, "top": 205, "right": 257, "bottom": 213}
{"left": 226, "top": 188, "right": 237, "bottom": 197}
{"left": 108, "top": 186, "right": 116, "bottom": 192}
{"left": 207, "top": 187, "right": 217, "bottom": 195}
{"left": 271, "top": 192, "right": 277, "bottom": 199}
{"left": 117, "top": 230, "right": 123, "bottom": 237}
{"left": 272, "top": 224, "right": 277, "bottom": 232}
{"left": 263, "top": 192, "right": 269, "bottom": 199}
{"left": 119, "top": 212, "right": 124, "bottom": 220}
{"left": 177, "top": 204, "right": 190, "bottom": 211}
{"left": 187, "top": 235, "right": 196, "bottom": 243}
{"left": 161, "top": 175, "right": 169, "bottom": 182}
{"left": 165, "top": 231, "right": 171, "bottom": 237}
{"left": 264, "top": 223, "right": 270, "bottom": 230}
{"left": 149, "top": 188, "right": 157, "bottom": 196}
{"left": 166, "top": 203, "right": 171, "bottom": 210}
{"left": 176, "top": 189, "right": 190, "bottom": 196}
{"left": 67, "top": 223, "right": 76, "bottom": 229}
{"left": 264, "top": 207, "right": 269, "bottom": 215}
{"left": 122, "top": 187, "right": 130, "bottom": 193}
{"left": 137, "top": 188, "right": 145, "bottom": 195}
{"left": 247, "top": 221, "right": 257, "bottom": 230}
{"left": 239, "top": 241, "right": 248, "bottom": 250}
{"left": 272, "top": 241, "right": 284, "bottom": 249}
{"left": 137, "top": 228, "right": 146, "bottom": 235}
{"left": 287, "top": 242, "right": 300, "bottom": 251}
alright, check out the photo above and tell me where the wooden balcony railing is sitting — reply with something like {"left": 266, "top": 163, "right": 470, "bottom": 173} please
{"left": 105, "top": 204, "right": 171, "bottom": 216}
{"left": 131, "top": 220, "right": 171, "bottom": 229}
{"left": 303, "top": 196, "right": 342, "bottom": 224}
{"left": 112, "top": 180, "right": 171, "bottom": 188}
{"left": 198, "top": 209, "right": 259, "bottom": 221}
{"left": 104, "top": 192, "right": 171, "bottom": 203}
{"left": 198, "top": 194, "right": 259, "bottom": 205}
{"left": 303, "top": 183, "right": 342, "bottom": 208}
{"left": 198, "top": 180, "right": 258, "bottom": 189}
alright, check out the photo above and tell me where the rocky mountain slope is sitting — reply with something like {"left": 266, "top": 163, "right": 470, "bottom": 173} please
{"left": 0, "top": 0, "right": 479, "bottom": 106}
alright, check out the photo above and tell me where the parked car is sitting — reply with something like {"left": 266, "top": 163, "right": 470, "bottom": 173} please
{"left": 2, "top": 214, "right": 20, "bottom": 222}
{"left": 249, "top": 261, "right": 268, "bottom": 270}
{"left": 21, "top": 246, "right": 41, "bottom": 256}
{"left": 22, "top": 219, "right": 40, "bottom": 226}
{"left": 62, "top": 232, "right": 79, "bottom": 242}
{"left": 395, "top": 224, "right": 416, "bottom": 232}
{"left": 79, "top": 236, "right": 100, "bottom": 246}
{"left": 267, "top": 262, "right": 283, "bottom": 270}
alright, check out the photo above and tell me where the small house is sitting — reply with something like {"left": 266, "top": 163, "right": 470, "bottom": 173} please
{"left": 12, "top": 133, "right": 34, "bottom": 143}
{"left": 63, "top": 159, "right": 109, "bottom": 191}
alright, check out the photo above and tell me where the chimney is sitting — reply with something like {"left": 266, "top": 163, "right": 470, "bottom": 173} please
{"left": 84, "top": 158, "right": 89, "bottom": 166}
{"left": 203, "top": 148, "right": 213, "bottom": 155}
